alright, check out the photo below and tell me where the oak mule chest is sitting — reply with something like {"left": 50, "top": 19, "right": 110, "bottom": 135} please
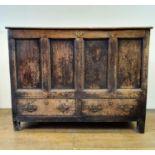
{"left": 7, "top": 27, "right": 152, "bottom": 133}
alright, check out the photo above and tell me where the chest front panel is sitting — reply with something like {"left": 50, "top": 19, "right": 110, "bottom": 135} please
{"left": 50, "top": 39, "right": 74, "bottom": 89}
{"left": 16, "top": 39, "right": 41, "bottom": 89}
{"left": 8, "top": 28, "right": 149, "bottom": 120}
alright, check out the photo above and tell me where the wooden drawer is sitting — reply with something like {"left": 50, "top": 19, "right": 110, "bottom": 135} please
{"left": 17, "top": 99, "right": 76, "bottom": 116}
{"left": 82, "top": 99, "right": 139, "bottom": 116}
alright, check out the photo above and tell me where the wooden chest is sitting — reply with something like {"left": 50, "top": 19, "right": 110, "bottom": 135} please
{"left": 7, "top": 27, "right": 152, "bottom": 133}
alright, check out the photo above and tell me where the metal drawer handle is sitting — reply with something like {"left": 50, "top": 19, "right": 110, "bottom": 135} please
{"left": 21, "top": 103, "right": 37, "bottom": 113}
{"left": 108, "top": 101, "right": 113, "bottom": 106}
{"left": 44, "top": 101, "right": 49, "bottom": 105}
{"left": 75, "top": 31, "right": 84, "bottom": 38}
{"left": 119, "top": 104, "right": 134, "bottom": 112}
{"left": 88, "top": 104, "right": 103, "bottom": 113}
{"left": 57, "top": 103, "right": 70, "bottom": 113}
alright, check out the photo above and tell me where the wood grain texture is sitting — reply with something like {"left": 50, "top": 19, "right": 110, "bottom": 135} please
{"left": 40, "top": 38, "right": 51, "bottom": 91}
{"left": 1, "top": 109, "right": 155, "bottom": 149}
{"left": 8, "top": 29, "right": 147, "bottom": 39}
{"left": 17, "top": 99, "right": 76, "bottom": 116}
{"left": 117, "top": 39, "right": 142, "bottom": 89}
{"left": 9, "top": 39, "right": 17, "bottom": 123}
{"left": 82, "top": 99, "right": 138, "bottom": 116}
{"left": 142, "top": 30, "right": 150, "bottom": 90}
{"left": 16, "top": 39, "right": 41, "bottom": 89}
{"left": 108, "top": 37, "right": 117, "bottom": 91}
{"left": 7, "top": 28, "right": 151, "bottom": 132}
{"left": 14, "top": 89, "right": 142, "bottom": 99}
{"left": 50, "top": 39, "right": 74, "bottom": 89}
{"left": 75, "top": 38, "right": 84, "bottom": 91}
{"left": 80, "top": 89, "right": 142, "bottom": 99}
{"left": 85, "top": 39, "right": 108, "bottom": 89}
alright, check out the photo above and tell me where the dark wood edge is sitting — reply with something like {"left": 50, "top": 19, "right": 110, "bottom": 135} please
{"left": 16, "top": 115, "right": 138, "bottom": 122}
{"left": 8, "top": 38, "right": 17, "bottom": 124}
{"left": 5, "top": 27, "right": 153, "bottom": 30}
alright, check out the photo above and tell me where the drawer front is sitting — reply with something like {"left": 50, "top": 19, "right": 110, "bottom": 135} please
{"left": 17, "top": 99, "right": 76, "bottom": 116}
{"left": 82, "top": 99, "right": 139, "bottom": 116}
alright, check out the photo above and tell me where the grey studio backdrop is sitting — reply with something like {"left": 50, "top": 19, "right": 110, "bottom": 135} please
{"left": 0, "top": 5, "right": 155, "bottom": 109}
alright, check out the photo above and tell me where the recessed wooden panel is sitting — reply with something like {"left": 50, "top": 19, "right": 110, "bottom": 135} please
{"left": 118, "top": 39, "right": 142, "bottom": 88}
{"left": 50, "top": 39, "right": 74, "bottom": 89}
{"left": 84, "top": 39, "right": 108, "bottom": 89}
{"left": 16, "top": 39, "right": 41, "bottom": 89}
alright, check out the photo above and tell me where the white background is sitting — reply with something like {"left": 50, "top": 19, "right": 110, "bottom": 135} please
{"left": 0, "top": 5, "right": 155, "bottom": 108}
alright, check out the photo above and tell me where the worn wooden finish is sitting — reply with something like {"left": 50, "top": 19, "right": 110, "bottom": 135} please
{"left": 16, "top": 39, "right": 41, "bottom": 89}
{"left": 15, "top": 89, "right": 142, "bottom": 99}
{"left": 84, "top": 39, "right": 108, "bottom": 89}
{"left": 82, "top": 99, "right": 139, "bottom": 116}
{"left": 9, "top": 39, "right": 17, "bottom": 128}
{"left": 17, "top": 99, "right": 76, "bottom": 116}
{"left": 118, "top": 39, "right": 142, "bottom": 89}
{"left": 8, "top": 29, "right": 147, "bottom": 39}
{"left": 108, "top": 37, "right": 118, "bottom": 91}
{"left": 40, "top": 38, "right": 50, "bottom": 91}
{"left": 7, "top": 27, "right": 152, "bottom": 133}
{"left": 81, "top": 89, "right": 142, "bottom": 99}
{"left": 75, "top": 38, "right": 84, "bottom": 91}
{"left": 50, "top": 39, "right": 74, "bottom": 89}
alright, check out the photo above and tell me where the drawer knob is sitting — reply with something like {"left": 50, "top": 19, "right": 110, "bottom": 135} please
{"left": 88, "top": 104, "right": 103, "bottom": 113}
{"left": 21, "top": 103, "right": 37, "bottom": 113}
{"left": 57, "top": 103, "right": 70, "bottom": 113}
